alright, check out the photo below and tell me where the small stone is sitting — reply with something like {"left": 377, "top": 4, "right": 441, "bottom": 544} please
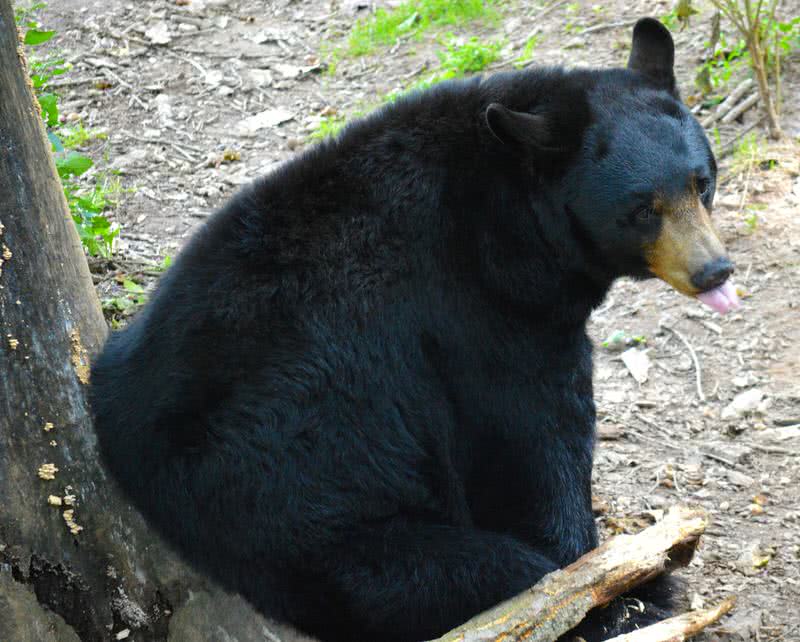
{"left": 736, "top": 541, "right": 773, "bottom": 575}
{"left": 721, "top": 388, "right": 765, "bottom": 420}
{"left": 237, "top": 108, "right": 294, "bottom": 137}
{"left": 144, "top": 22, "right": 172, "bottom": 45}
{"left": 597, "top": 423, "right": 623, "bottom": 440}
{"left": 621, "top": 347, "right": 651, "bottom": 383}
{"left": 727, "top": 470, "right": 755, "bottom": 487}
{"left": 591, "top": 495, "right": 609, "bottom": 515}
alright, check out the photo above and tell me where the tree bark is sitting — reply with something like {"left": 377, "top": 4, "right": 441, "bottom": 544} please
{"left": 746, "top": 35, "right": 782, "bottom": 140}
{"left": 0, "top": 3, "right": 290, "bottom": 640}
{"left": 432, "top": 507, "right": 713, "bottom": 642}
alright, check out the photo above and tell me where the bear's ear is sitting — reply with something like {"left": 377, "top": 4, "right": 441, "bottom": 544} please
{"left": 485, "top": 103, "right": 552, "bottom": 150}
{"left": 627, "top": 17, "right": 676, "bottom": 93}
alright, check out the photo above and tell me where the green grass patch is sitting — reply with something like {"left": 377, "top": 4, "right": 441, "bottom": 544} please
{"left": 57, "top": 123, "right": 108, "bottom": 149}
{"left": 386, "top": 36, "right": 502, "bottom": 100}
{"left": 347, "top": 0, "right": 498, "bottom": 56}
{"left": 18, "top": 3, "right": 124, "bottom": 258}
{"left": 308, "top": 115, "right": 348, "bottom": 141}
{"left": 438, "top": 35, "right": 502, "bottom": 74}
{"left": 312, "top": 35, "right": 502, "bottom": 142}
{"left": 513, "top": 35, "right": 539, "bottom": 68}
{"left": 730, "top": 132, "right": 766, "bottom": 174}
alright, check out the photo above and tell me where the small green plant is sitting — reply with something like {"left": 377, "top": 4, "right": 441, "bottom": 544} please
{"left": 696, "top": 33, "right": 748, "bottom": 91}
{"left": 308, "top": 115, "right": 348, "bottom": 141}
{"left": 563, "top": 2, "right": 582, "bottom": 34}
{"left": 661, "top": 9, "right": 679, "bottom": 30}
{"left": 155, "top": 255, "right": 173, "bottom": 272}
{"left": 662, "top": 0, "right": 699, "bottom": 31}
{"left": 730, "top": 132, "right": 765, "bottom": 173}
{"left": 707, "top": 1, "right": 799, "bottom": 139}
{"left": 743, "top": 203, "right": 766, "bottom": 230}
{"left": 601, "top": 330, "right": 647, "bottom": 351}
{"left": 438, "top": 36, "right": 501, "bottom": 75}
{"left": 102, "top": 278, "right": 148, "bottom": 325}
{"left": 60, "top": 166, "right": 123, "bottom": 258}
{"left": 347, "top": 0, "right": 497, "bottom": 56}
{"left": 514, "top": 35, "right": 539, "bottom": 69}
{"left": 18, "top": 5, "right": 121, "bottom": 257}
{"left": 387, "top": 36, "right": 502, "bottom": 100}
{"left": 57, "top": 123, "right": 108, "bottom": 149}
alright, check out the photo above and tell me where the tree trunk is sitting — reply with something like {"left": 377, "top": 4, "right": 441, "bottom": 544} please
{"left": 0, "top": 3, "right": 299, "bottom": 640}
{"left": 746, "top": 35, "right": 782, "bottom": 140}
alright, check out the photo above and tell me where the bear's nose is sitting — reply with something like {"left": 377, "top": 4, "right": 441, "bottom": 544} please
{"left": 691, "top": 257, "right": 734, "bottom": 292}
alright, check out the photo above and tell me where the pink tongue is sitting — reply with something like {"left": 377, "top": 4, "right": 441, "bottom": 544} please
{"left": 696, "top": 279, "right": 740, "bottom": 315}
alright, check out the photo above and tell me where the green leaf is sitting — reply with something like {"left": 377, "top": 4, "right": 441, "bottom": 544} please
{"left": 56, "top": 153, "right": 93, "bottom": 179}
{"left": 397, "top": 11, "right": 419, "bottom": 33}
{"left": 38, "top": 93, "right": 59, "bottom": 126}
{"left": 24, "top": 29, "right": 55, "bottom": 45}
{"left": 123, "top": 279, "right": 145, "bottom": 294}
{"left": 76, "top": 193, "right": 105, "bottom": 213}
{"left": 47, "top": 131, "right": 64, "bottom": 152}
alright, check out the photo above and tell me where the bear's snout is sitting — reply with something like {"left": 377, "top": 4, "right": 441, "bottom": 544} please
{"left": 691, "top": 256, "right": 734, "bottom": 293}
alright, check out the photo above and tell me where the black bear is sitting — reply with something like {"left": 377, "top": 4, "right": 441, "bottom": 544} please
{"left": 90, "top": 18, "right": 738, "bottom": 642}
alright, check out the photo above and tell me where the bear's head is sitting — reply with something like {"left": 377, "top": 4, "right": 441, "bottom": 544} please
{"left": 484, "top": 18, "right": 738, "bottom": 315}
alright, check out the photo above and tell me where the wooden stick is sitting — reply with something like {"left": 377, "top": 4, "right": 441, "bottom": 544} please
{"left": 604, "top": 597, "right": 736, "bottom": 641}
{"left": 701, "top": 78, "right": 754, "bottom": 128}
{"left": 659, "top": 323, "right": 705, "bottom": 402}
{"left": 721, "top": 92, "right": 759, "bottom": 124}
{"left": 432, "top": 507, "right": 708, "bottom": 642}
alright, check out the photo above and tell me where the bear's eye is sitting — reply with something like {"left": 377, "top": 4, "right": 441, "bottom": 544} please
{"left": 697, "top": 177, "right": 711, "bottom": 198}
{"left": 633, "top": 206, "right": 655, "bottom": 225}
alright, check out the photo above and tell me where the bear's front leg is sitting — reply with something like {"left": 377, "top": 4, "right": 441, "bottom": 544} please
{"left": 469, "top": 413, "right": 598, "bottom": 568}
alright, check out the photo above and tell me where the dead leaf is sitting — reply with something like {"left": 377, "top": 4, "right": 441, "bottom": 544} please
{"left": 621, "top": 347, "right": 651, "bottom": 384}
{"left": 238, "top": 108, "right": 294, "bottom": 136}
{"left": 144, "top": 22, "right": 172, "bottom": 45}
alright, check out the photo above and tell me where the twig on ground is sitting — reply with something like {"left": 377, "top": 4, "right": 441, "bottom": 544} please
{"left": 700, "top": 448, "right": 738, "bottom": 468}
{"left": 721, "top": 93, "right": 760, "bottom": 125}
{"left": 514, "top": 0, "right": 569, "bottom": 46}
{"left": 582, "top": 19, "right": 637, "bottom": 35}
{"left": 701, "top": 78, "right": 754, "bottom": 128}
{"left": 659, "top": 323, "right": 705, "bottom": 402}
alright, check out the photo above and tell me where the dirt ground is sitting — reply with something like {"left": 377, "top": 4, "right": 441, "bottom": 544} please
{"left": 30, "top": 0, "right": 800, "bottom": 639}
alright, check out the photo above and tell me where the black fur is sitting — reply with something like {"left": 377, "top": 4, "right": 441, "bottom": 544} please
{"left": 91, "top": 20, "right": 711, "bottom": 642}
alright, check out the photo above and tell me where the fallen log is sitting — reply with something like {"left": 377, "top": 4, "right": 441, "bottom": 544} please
{"left": 432, "top": 506, "right": 715, "bottom": 642}
{"left": 604, "top": 597, "right": 735, "bottom": 642}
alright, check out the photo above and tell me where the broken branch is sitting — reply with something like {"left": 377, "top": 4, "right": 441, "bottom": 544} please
{"left": 604, "top": 597, "right": 736, "bottom": 642}
{"left": 432, "top": 507, "right": 708, "bottom": 642}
